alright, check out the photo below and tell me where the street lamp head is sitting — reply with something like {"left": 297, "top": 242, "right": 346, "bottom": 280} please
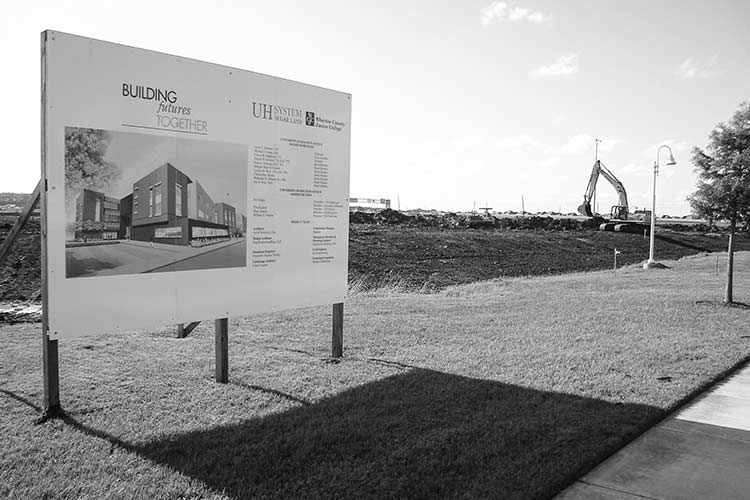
{"left": 656, "top": 144, "right": 677, "bottom": 166}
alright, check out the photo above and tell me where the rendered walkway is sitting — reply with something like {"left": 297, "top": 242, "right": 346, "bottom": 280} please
{"left": 65, "top": 238, "right": 246, "bottom": 277}
{"left": 555, "top": 363, "right": 750, "bottom": 500}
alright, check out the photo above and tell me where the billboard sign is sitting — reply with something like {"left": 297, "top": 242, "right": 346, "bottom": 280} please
{"left": 42, "top": 31, "right": 351, "bottom": 338}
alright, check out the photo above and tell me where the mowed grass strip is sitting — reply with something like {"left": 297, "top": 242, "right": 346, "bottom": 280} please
{"left": 1, "top": 252, "right": 749, "bottom": 500}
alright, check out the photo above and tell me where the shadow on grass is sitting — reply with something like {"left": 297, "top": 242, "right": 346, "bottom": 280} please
{"left": 0, "top": 388, "right": 41, "bottom": 412}
{"left": 230, "top": 381, "right": 312, "bottom": 406}
{"left": 135, "top": 369, "right": 657, "bottom": 500}
{"left": 695, "top": 300, "right": 750, "bottom": 310}
{"left": 2, "top": 370, "right": 660, "bottom": 500}
{"left": 655, "top": 234, "right": 712, "bottom": 252}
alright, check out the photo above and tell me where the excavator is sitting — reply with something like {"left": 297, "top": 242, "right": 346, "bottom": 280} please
{"left": 577, "top": 160, "right": 649, "bottom": 232}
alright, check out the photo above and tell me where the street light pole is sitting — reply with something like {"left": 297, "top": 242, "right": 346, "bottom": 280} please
{"left": 647, "top": 160, "right": 658, "bottom": 264}
{"left": 644, "top": 144, "right": 676, "bottom": 269}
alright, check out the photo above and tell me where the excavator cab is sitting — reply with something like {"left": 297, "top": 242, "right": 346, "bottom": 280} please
{"left": 610, "top": 205, "right": 628, "bottom": 220}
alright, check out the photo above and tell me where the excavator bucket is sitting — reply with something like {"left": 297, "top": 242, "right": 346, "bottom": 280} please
{"left": 577, "top": 201, "right": 594, "bottom": 217}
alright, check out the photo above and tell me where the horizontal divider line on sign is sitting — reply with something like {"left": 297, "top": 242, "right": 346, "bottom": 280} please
{"left": 121, "top": 123, "right": 208, "bottom": 136}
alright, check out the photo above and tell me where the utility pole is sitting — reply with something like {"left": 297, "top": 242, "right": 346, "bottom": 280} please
{"left": 595, "top": 138, "right": 601, "bottom": 163}
{"left": 593, "top": 138, "right": 601, "bottom": 215}
{"left": 521, "top": 194, "right": 525, "bottom": 214}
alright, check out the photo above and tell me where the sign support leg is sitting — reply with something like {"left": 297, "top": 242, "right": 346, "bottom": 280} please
{"left": 0, "top": 181, "right": 40, "bottom": 265}
{"left": 40, "top": 176, "right": 61, "bottom": 420}
{"left": 177, "top": 321, "right": 200, "bottom": 338}
{"left": 332, "top": 302, "right": 343, "bottom": 358}
{"left": 42, "top": 332, "right": 61, "bottom": 419}
{"left": 39, "top": 32, "right": 61, "bottom": 421}
{"left": 215, "top": 318, "right": 228, "bottom": 383}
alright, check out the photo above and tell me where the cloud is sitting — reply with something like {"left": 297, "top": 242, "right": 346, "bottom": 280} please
{"left": 480, "top": 1, "right": 507, "bottom": 26}
{"left": 540, "top": 156, "right": 560, "bottom": 168}
{"left": 620, "top": 163, "right": 653, "bottom": 177}
{"left": 530, "top": 53, "right": 579, "bottom": 77}
{"left": 599, "top": 138, "right": 623, "bottom": 153}
{"left": 495, "top": 134, "right": 541, "bottom": 152}
{"left": 561, "top": 135, "right": 622, "bottom": 156}
{"left": 480, "top": 2, "right": 547, "bottom": 26}
{"left": 561, "top": 133, "right": 592, "bottom": 155}
{"left": 508, "top": 7, "right": 546, "bottom": 23}
{"left": 450, "top": 135, "right": 484, "bottom": 150}
{"left": 673, "top": 57, "right": 723, "bottom": 79}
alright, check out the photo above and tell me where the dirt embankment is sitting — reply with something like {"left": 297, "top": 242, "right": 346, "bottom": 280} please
{"left": 348, "top": 224, "right": 750, "bottom": 291}
{"left": 0, "top": 217, "right": 41, "bottom": 302}
{"left": 350, "top": 208, "right": 714, "bottom": 232}
{"left": 1, "top": 211, "right": 748, "bottom": 302}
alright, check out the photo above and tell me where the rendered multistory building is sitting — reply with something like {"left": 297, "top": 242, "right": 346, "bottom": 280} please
{"left": 74, "top": 188, "right": 121, "bottom": 240}
{"left": 130, "top": 163, "right": 234, "bottom": 245}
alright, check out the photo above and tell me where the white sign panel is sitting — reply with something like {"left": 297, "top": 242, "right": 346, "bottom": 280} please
{"left": 42, "top": 31, "right": 351, "bottom": 338}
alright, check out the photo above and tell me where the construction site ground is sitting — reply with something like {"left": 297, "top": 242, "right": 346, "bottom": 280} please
{"left": 2, "top": 212, "right": 748, "bottom": 306}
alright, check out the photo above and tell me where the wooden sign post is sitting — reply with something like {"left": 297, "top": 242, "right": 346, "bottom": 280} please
{"left": 41, "top": 176, "right": 61, "bottom": 419}
{"left": 0, "top": 181, "right": 40, "bottom": 265}
{"left": 177, "top": 321, "right": 201, "bottom": 339}
{"left": 332, "top": 302, "right": 344, "bottom": 358}
{"left": 215, "top": 318, "right": 228, "bottom": 383}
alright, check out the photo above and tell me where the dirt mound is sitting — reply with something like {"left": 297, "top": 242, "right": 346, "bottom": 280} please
{"left": 373, "top": 208, "right": 413, "bottom": 225}
{"left": 349, "top": 210, "right": 607, "bottom": 231}
{"left": 0, "top": 217, "right": 41, "bottom": 302}
{"left": 349, "top": 211, "right": 375, "bottom": 224}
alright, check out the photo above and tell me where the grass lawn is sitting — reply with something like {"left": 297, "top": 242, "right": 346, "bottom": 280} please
{"left": 1, "top": 251, "right": 749, "bottom": 500}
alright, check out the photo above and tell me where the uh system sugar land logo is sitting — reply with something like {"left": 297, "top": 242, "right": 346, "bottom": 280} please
{"left": 252, "top": 102, "right": 346, "bottom": 132}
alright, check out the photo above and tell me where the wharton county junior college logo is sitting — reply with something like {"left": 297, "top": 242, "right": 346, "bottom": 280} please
{"left": 306, "top": 112, "right": 315, "bottom": 126}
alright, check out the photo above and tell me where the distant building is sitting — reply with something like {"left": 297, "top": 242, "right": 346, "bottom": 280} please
{"left": 349, "top": 197, "right": 391, "bottom": 209}
{"left": 75, "top": 189, "right": 121, "bottom": 240}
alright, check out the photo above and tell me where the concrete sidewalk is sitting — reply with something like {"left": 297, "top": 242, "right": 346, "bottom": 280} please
{"left": 555, "top": 362, "right": 750, "bottom": 500}
{"left": 86, "top": 238, "right": 244, "bottom": 277}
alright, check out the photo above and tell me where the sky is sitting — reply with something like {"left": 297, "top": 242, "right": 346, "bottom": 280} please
{"left": 102, "top": 131, "right": 247, "bottom": 213}
{"left": 2, "top": 0, "right": 749, "bottom": 215}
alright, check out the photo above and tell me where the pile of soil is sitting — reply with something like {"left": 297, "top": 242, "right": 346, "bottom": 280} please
{"left": 0, "top": 216, "right": 41, "bottom": 302}
{"left": 349, "top": 210, "right": 709, "bottom": 232}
